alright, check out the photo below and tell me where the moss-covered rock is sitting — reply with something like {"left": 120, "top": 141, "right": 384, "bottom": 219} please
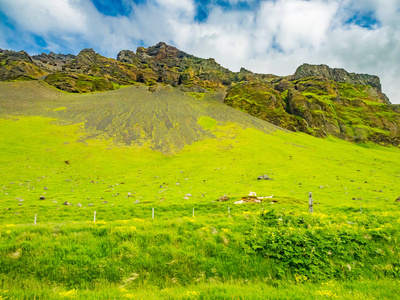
{"left": 43, "top": 48, "right": 140, "bottom": 92}
{"left": 45, "top": 72, "right": 115, "bottom": 93}
{"left": 225, "top": 74, "right": 400, "bottom": 146}
{"left": 0, "top": 49, "right": 45, "bottom": 80}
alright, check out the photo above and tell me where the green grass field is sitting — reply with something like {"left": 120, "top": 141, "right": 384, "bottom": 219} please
{"left": 0, "top": 81, "right": 399, "bottom": 299}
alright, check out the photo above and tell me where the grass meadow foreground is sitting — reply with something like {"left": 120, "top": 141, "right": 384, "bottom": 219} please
{"left": 0, "top": 82, "right": 399, "bottom": 299}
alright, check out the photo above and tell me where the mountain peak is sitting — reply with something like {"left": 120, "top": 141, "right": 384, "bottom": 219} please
{"left": 136, "top": 42, "right": 190, "bottom": 61}
{"left": 78, "top": 48, "right": 96, "bottom": 56}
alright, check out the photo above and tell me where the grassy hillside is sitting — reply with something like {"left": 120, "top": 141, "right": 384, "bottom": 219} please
{"left": 0, "top": 81, "right": 399, "bottom": 299}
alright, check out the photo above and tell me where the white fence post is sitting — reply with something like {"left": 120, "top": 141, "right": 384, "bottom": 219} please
{"left": 193, "top": 207, "right": 195, "bottom": 217}
{"left": 152, "top": 208, "right": 154, "bottom": 219}
{"left": 309, "top": 192, "right": 313, "bottom": 213}
{"left": 34, "top": 214, "right": 37, "bottom": 225}
{"left": 94, "top": 211, "right": 96, "bottom": 222}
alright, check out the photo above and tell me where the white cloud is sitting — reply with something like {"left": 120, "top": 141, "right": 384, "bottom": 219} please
{"left": 0, "top": 0, "right": 89, "bottom": 35}
{"left": 0, "top": 0, "right": 399, "bottom": 103}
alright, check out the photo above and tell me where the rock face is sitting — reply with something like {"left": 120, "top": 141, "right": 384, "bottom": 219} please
{"left": 293, "top": 64, "right": 383, "bottom": 92}
{"left": 32, "top": 52, "right": 75, "bottom": 72}
{"left": 117, "top": 42, "right": 238, "bottom": 89}
{"left": 44, "top": 48, "right": 140, "bottom": 93}
{"left": 225, "top": 65, "right": 400, "bottom": 146}
{"left": 0, "top": 49, "right": 45, "bottom": 80}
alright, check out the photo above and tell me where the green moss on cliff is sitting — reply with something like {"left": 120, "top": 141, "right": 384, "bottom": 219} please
{"left": 45, "top": 73, "right": 115, "bottom": 93}
{"left": 225, "top": 77, "right": 400, "bottom": 146}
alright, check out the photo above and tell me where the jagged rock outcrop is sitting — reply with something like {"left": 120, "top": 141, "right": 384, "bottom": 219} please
{"left": 32, "top": 52, "right": 75, "bottom": 72}
{"left": 117, "top": 42, "right": 239, "bottom": 89}
{"left": 0, "top": 49, "right": 45, "bottom": 80}
{"left": 293, "top": 64, "right": 390, "bottom": 104}
{"left": 44, "top": 48, "right": 140, "bottom": 92}
{"left": 225, "top": 71, "right": 400, "bottom": 145}
{"left": 294, "top": 64, "right": 382, "bottom": 90}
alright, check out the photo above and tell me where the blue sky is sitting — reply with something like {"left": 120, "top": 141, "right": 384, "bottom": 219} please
{"left": 0, "top": 0, "right": 399, "bottom": 103}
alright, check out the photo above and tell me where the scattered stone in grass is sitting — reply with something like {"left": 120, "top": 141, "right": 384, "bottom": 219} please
{"left": 183, "top": 197, "right": 189, "bottom": 200}
{"left": 39, "top": 196, "right": 46, "bottom": 200}
{"left": 218, "top": 195, "right": 229, "bottom": 202}
{"left": 127, "top": 192, "right": 132, "bottom": 197}
{"left": 134, "top": 200, "right": 140, "bottom": 204}
{"left": 176, "top": 183, "right": 180, "bottom": 185}
{"left": 87, "top": 197, "right": 90, "bottom": 199}
{"left": 18, "top": 203, "right": 22, "bottom": 206}
{"left": 44, "top": 187, "right": 48, "bottom": 190}
{"left": 211, "top": 227, "right": 218, "bottom": 234}
{"left": 88, "top": 203, "right": 94, "bottom": 207}
{"left": 395, "top": 197, "right": 400, "bottom": 203}
{"left": 113, "top": 193, "right": 119, "bottom": 196}
{"left": 185, "top": 194, "right": 192, "bottom": 197}
{"left": 234, "top": 200, "right": 245, "bottom": 204}
{"left": 64, "top": 160, "right": 70, "bottom": 164}
{"left": 257, "top": 175, "right": 271, "bottom": 180}
{"left": 319, "top": 186, "right": 324, "bottom": 189}
{"left": 63, "top": 201, "right": 72, "bottom": 206}
{"left": 52, "top": 200, "right": 57, "bottom": 203}
{"left": 18, "top": 199, "right": 23, "bottom": 202}
{"left": 102, "top": 201, "right": 108, "bottom": 204}
{"left": 76, "top": 203, "right": 82, "bottom": 207}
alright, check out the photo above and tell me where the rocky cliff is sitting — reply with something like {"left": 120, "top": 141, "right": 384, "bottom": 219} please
{"left": 117, "top": 42, "right": 239, "bottom": 90}
{"left": 293, "top": 64, "right": 383, "bottom": 91}
{"left": 0, "top": 43, "right": 399, "bottom": 146}
{"left": 225, "top": 68, "right": 400, "bottom": 145}
{"left": 43, "top": 48, "right": 140, "bottom": 93}
{"left": 0, "top": 49, "right": 45, "bottom": 80}
{"left": 32, "top": 52, "right": 76, "bottom": 72}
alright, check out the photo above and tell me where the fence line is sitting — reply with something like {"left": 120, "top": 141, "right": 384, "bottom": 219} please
{"left": 27, "top": 192, "right": 329, "bottom": 224}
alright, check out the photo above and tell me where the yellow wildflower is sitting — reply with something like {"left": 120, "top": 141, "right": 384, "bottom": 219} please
{"left": 59, "top": 289, "right": 78, "bottom": 298}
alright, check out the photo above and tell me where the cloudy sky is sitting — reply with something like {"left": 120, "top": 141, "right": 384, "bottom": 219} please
{"left": 1, "top": 0, "right": 399, "bottom": 103}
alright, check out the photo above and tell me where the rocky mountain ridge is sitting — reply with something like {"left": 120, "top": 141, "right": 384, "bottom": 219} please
{"left": 293, "top": 63, "right": 383, "bottom": 91}
{"left": 1, "top": 42, "right": 399, "bottom": 146}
